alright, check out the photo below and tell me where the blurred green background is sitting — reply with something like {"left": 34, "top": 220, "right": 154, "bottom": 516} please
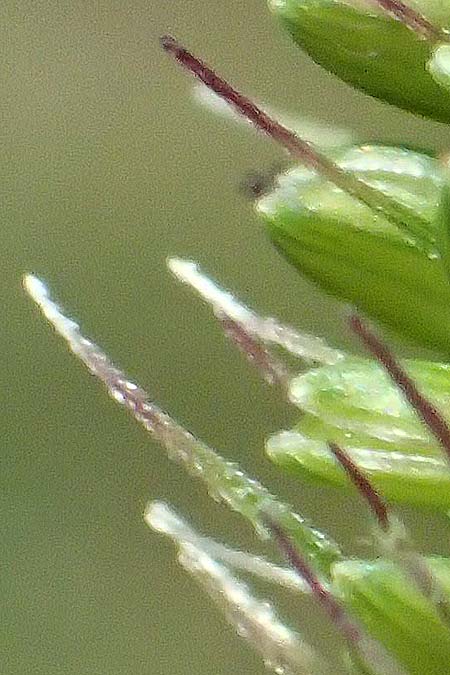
{"left": 4, "top": 1, "right": 450, "bottom": 673}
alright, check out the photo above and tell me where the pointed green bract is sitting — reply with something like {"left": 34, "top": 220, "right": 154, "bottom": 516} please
{"left": 269, "top": 0, "right": 450, "bottom": 123}
{"left": 332, "top": 558, "right": 450, "bottom": 674}
{"left": 289, "top": 357, "right": 450, "bottom": 450}
{"left": 268, "top": 430, "right": 450, "bottom": 509}
{"left": 267, "top": 356, "right": 450, "bottom": 510}
{"left": 257, "top": 144, "right": 450, "bottom": 355}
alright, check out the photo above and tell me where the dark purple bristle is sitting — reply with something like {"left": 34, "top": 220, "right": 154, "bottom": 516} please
{"left": 263, "top": 513, "right": 361, "bottom": 645}
{"left": 370, "top": 0, "right": 445, "bottom": 41}
{"left": 160, "top": 35, "right": 428, "bottom": 236}
{"left": 218, "top": 313, "right": 290, "bottom": 388}
{"left": 328, "top": 441, "right": 390, "bottom": 531}
{"left": 350, "top": 314, "right": 450, "bottom": 464}
{"left": 160, "top": 35, "right": 331, "bottom": 176}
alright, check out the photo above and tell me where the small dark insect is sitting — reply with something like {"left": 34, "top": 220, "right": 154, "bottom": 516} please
{"left": 239, "top": 163, "right": 284, "bottom": 199}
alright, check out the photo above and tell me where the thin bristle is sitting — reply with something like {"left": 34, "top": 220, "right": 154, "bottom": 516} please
{"left": 168, "top": 257, "right": 343, "bottom": 365}
{"left": 160, "top": 35, "right": 327, "bottom": 174}
{"left": 145, "top": 501, "right": 324, "bottom": 675}
{"left": 24, "top": 273, "right": 342, "bottom": 574}
{"left": 160, "top": 36, "right": 430, "bottom": 240}
{"left": 145, "top": 501, "right": 309, "bottom": 593}
{"left": 328, "top": 441, "right": 390, "bottom": 531}
{"left": 264, "top": 514, "right": 406, "bottom": 675}
{"left": 263, "top": 514, "right": 361, "bottom": 645}
{"left": 218, "top": 314, "right": 290, "bottom": 388}
{"left": 350, "top": 315, "right": 450, "bottom": 463}
{"left": 328, "top": 436, "right": 450, "bottom": 622}
{"left": 369, "top": 0, "right": 445, "bottom": 41}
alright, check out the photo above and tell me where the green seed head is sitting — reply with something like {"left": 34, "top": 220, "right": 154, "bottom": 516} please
{"left": 269, "top": 0, "right": 450, "bottom": 123}
{"left": 267, "top": 356, "right": 450, "bottom": 510}
{"left": 333, "top": 558, "right": 450, "bottom": 674}
{"left": 257, "top": 144, "right": 450, "bottom": 355}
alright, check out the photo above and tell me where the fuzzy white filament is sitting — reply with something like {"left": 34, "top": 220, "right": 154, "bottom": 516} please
{"left": 146, "top": 501, "right": 309, "bottom": 594}
{"left": 23, "top": 273, "right": 213, "bottom": 464}
{"left": 192, "top": 83, "right": 353, "bottom": 149}
{"left": 168, "top": 257, "right": 343, "bottom": 366}
{"left": 23, "top": 273, "right": 339, "bottom": 572}
{"left": 25, "top": 275, "right": 84, "bottom": 346}
{"left": 146, "top": 501, "right": 325, "bottom": 675}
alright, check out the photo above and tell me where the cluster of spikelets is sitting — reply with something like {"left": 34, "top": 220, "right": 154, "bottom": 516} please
{"left": 24, "top": 1, "right": 450, "bottom": 673}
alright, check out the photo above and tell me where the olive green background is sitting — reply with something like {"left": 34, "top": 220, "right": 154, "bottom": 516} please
{"left": 4, "top": 1, "right": 450, "bottom": 674}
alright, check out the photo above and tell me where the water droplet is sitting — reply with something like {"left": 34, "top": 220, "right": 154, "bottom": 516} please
{"left": 110, "top": 388, "right": 125, "bottom": 404}
{"left": 264, "top": 659, "right": 286, "bottom": 675}
{"left": 236, "top": 622, "right": 249, "bottom": 639}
